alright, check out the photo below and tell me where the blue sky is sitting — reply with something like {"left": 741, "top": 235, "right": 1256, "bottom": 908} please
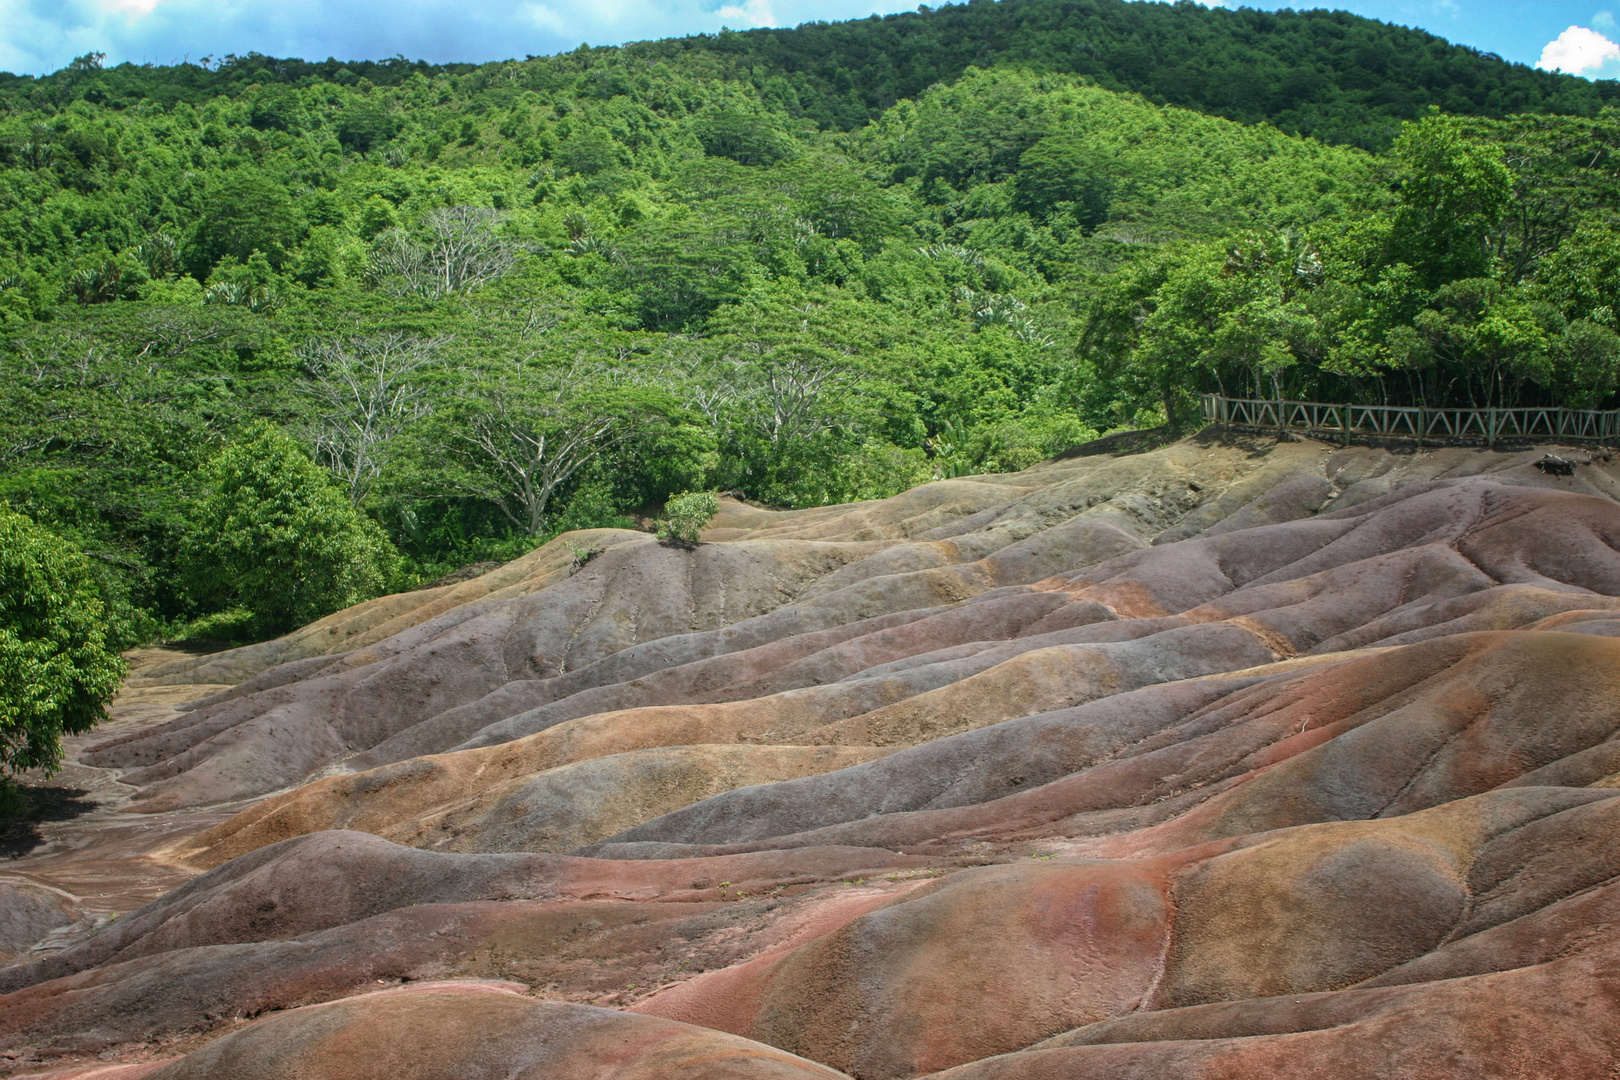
{"left": 2, "top": 0, "right": 1619, "bottom": 81}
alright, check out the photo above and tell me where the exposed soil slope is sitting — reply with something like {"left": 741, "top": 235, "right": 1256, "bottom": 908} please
{"left": 5, "top": 432, "right": 1620, "bottom": 1079}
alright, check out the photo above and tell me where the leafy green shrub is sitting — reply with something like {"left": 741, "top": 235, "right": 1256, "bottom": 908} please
{"left": 655, "top": 490, "right": 720, "bottom": 545}
{"left": 0, "top": 504, "right": 127, "bottom": 787}
{"left": 183, "top": 426, "right": 399, "bottom": 637}
{"left": 931, "top": 411, "right": 1098, "bottom": 478}
{"left": 825, "top": 441, "right": 932, "bottom": 502}
{"left": 565, "top": 541, "right": 599, "bottom": 568}
{"left": 163, "top": 607, "right": 257, "bottom": 646}
{"left": 970, "top": 413, "right": 1099, "bottom": 474}
{"left": 545, "top": 479, "right": 636, "bottom": 537}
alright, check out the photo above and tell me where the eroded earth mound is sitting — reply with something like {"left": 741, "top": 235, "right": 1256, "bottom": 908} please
{"left": 6, "top": 432, "right": 1620, "bottom": 1079}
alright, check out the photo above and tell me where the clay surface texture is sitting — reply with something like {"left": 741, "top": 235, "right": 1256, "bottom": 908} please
{"left": 6, "top": 432, "right": 1620, "bottom": 1080}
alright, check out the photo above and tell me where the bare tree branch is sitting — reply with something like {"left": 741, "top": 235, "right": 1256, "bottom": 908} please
{"left": 368, "top": 206, "right": 520, "bottom": 299}
{"left": 301, "top": 333, "right": 445, "bottom": 503}
{"left": 714, "top": 347, "right": 859, "bottom": 449}
{"left": 449, "top": 360, "right": 675, "bottom": 536}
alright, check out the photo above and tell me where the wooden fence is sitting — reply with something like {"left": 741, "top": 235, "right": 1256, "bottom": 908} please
{"left": 1201, "top": 395, "right": 1620, "bottom": 446}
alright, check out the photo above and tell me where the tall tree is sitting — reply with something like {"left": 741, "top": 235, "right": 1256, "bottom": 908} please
{"left": 369, "top": 207, "right": 521, "bottom": 299}
{"left": 302, "top": 333, "right": 444, "bottom": 504}
{"left": 183, "top": 427, "right": 398, "bottom": 635}
{"left": 1388, "top": 112, "right": 1512, "bottom": 289}
{"left": 0, "top": 504, "right": 125, "bottom": 787}
{"left": 448, "top": 361, "right": 687, "bottom": 536}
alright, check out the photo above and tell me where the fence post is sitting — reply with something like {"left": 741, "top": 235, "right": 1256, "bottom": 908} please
{"left": 1488, "top": 408, "right": 1497, "bottom": 449}
{"left": 1417, "top": 408, "right": 1426, "bottom": 449}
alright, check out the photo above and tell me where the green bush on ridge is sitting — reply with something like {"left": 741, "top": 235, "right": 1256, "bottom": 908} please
{"left": 656, "top": 490, "right": 721, "bottom": 545}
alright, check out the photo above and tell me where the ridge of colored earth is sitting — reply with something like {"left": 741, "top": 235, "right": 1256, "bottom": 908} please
{"left": 5, "top": 432, "right": 1620, "bottom": 1078}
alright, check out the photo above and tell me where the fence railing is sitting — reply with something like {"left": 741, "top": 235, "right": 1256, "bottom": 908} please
{"left": 1201, "top": 395, "right": 1620, "bottom": 446}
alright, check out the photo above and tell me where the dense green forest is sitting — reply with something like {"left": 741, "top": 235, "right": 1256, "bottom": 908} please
{"left": 3, "top": 0, "right": 1620, "bottom": 648}
{"left": 7, "top": 0, "right": 1615, "bottom": 146}
{"left": 641, "top": 0, "right": 1620, "bottom": 147}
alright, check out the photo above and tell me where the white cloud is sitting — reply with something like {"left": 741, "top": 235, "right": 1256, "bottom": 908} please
{"left": 716, "top": 0, "right": 777, "bottom": 28}
{"left": 99, "top": 0, "right": 163, "bottom": 17}
{"left": 519, "top": 3, "right": 576, "bottom": 36}
{"left": 1537, "top": 24, "right": 1620, "bottom": 75}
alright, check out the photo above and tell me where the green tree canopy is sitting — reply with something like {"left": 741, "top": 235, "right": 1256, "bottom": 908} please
{"left": 1388, "top": 112, "right": 1513, "bottom": 289}
{"left": 4, "top": 4, "right": 1620, "bottom": 649}
{"left": 192, "top": 172, "right": 307, "bottom": 272}
{"left": 0, "top": 504, "right": 126, "bottom": 784}
{"left": 183, "top": 426, "right": 398, "bottom": 635}
{"left": 693, "top": 107, "right": 798, "bottom": 167}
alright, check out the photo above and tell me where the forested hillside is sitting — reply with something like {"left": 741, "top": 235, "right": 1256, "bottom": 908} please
{"left": 7, "top": 0, "right": 1614, "bottom": 145}
{"left": 3, "top": 0, "right": 1620, "bottom": 648}
{"left": 640, "top": 0, "right": 1620, "bottom": 146}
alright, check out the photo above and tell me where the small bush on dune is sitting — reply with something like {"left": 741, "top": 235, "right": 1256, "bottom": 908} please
{"left": 655, "top": 491, "right": 720, "bottom": 546}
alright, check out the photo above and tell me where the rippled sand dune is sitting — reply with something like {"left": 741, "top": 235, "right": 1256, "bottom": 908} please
{"left": 7, "top": 431, "right": 1620, "bottom": 1079}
